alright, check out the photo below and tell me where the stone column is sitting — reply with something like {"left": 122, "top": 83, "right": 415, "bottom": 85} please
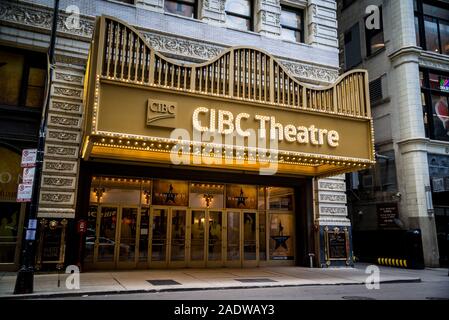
{"left": 315, "top": 174, "right": 353, "bottom": 267}
{"left": 37, "top": 56, "right": 85, "bottom": 219}
{"left": 387, "top": 0, "right": 439, "bottom": 266}
{"left": 199, "top": 0, "right": 226, "bottom": 24}
{"left": 254, "top": 0, "right": 281, "bottom": 37}
{"left": 136, "top": 0, "right": 164, "bottom": 12}
{"left": 307, "top": 0, "right": 338, "bottom": 49}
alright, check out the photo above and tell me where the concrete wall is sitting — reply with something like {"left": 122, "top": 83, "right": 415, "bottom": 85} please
{"left": 338, "top": 0, "right": 444, "bottom": 267}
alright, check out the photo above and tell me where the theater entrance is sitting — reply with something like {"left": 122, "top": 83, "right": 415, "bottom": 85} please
{"left": 149, "top": 207, "right": 258, "bottom": 268}
{"left": 85, "top": 205, "right": 139, "bottom": 269}
{"left": 84, "top": 176, "right": 297, "bottom": 269}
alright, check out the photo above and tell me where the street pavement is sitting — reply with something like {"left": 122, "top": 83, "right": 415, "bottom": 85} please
{"left": 62, "top": 281, "right": 449, "bottom": 300}
{"left": 0, "top": 263, "right": 447, "bottom": 299}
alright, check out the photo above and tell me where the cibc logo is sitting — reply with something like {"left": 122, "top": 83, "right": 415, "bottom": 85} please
{"left": 146, "top": 99, "right": 177, "bottom": 128}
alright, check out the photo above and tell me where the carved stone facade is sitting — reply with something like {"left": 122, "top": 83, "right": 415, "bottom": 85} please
{"left": 306, "top": 0, "right": 338, "bottom": 49}
{"left": 0, "top": 0, "right": 338, "bottom": 84}
{"left": 315, "top": 175, "right": 350, "bottom": 227}
{"left": 255, "top": 0, "right": 281, "bottom": 37}
{"left": 0, "top": 0, "right": 341, "bottom": 219}
{"left": 200, "top": 0, "right": 226, "bottom": 24}
{"left": 38, "top": 63, "right": 85, "bottom": 218}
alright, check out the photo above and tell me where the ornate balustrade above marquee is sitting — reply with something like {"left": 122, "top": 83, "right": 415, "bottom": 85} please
{"left": 97, "top": 17, "right": 370, "bottom": 118}
{"left": 83, "top": 16, "right": 375, "bottom": 177}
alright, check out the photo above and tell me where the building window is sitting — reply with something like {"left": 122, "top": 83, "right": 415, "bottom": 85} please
{"left": 365, "top": 6, "right": 385, "bottom": 56}
{"left": 164, "top": 0, "right": 197, "bottom": 19}
{"left": 415, "top": 1, "right": 449, "bottom": 55}
{"left": 344, "top": 23, "right": 362, "bottom": 70}
{"left": 421, "top": 69, "right": 449, "bottom": 142}
{"left": 342, "top": 0, "right": 356, "bottom": 10}
{"left": 115, "top": 0, "right": 135, "bottom": 4}
{"left": 225, "top": 0, "right": 253, "bottom": 31}
{"left": 280, "top": 6, "right": 304, "bottom": 43}
{"left": 0, "top": 46, "right": 47, "bottom": 109}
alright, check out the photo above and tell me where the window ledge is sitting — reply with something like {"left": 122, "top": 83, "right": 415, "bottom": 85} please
{"left": 365, "top": 46, "right": 387, "bottom": 61}
{"left": 371, "top": 97, "right": 391, "bottom": 108}
{"left": 164, "top": 12, "right": 203, "bottom": 24}
{"left": 224, "top": 26, "right": 260, "bottom": 37}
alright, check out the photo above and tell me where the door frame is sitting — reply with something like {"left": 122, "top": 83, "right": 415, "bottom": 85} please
{"left": 242, "top": 210, "right": 259, "bottom": 267}
{"left": 205, "top": 209, "right": 225, "bottom": 267}
{"left": 116, "top": 205, "right": 140, "bottom": 269}
{"left": 168, "top": 207, "right": 189, "bottom": 268}
{"left": 224, "top": 209, "right": 259, "bottom": 267}
{"left": 92, "top": 204, "right": 140, "bottom": 269}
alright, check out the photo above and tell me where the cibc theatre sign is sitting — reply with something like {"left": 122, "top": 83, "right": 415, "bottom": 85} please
{"left": 82, "top": 16, "right": 375, "bottom": 176}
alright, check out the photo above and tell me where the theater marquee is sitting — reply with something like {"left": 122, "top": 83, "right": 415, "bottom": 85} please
{"left": 82, "top": 16, "right": 375, "bottom": 176}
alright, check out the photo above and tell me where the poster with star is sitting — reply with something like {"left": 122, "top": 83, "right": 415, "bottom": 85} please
{"left": 269, "top": 213, "right": 294, "bottom": 260}
{"left": 152, "top": 179, "right": 188, "bottom": 206}
{"left": 225, "top": 184, "right": 257, "bottom": 209}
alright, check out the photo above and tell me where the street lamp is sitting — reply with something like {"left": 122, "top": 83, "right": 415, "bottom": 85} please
{"left": 14, "top": 0, "right": 60, "bottom": 294}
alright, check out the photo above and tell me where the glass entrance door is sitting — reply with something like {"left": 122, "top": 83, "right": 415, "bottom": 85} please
{"left": 189, "top": 210, "right": 206, "bottom": 267}
{"left": 149, "top": 207, "right": 188, "bottom": 268}
{"left": 116, "top": 207, "right": 138, "bottom": 268}
{"left": 243, "top": 211, "right": 258, "bottom": 267}
{"left": 150, "top": 207, "right": 168, "bottom": 267}
{"left": 169, "top": 209, "right": 187, "bottom": 267}
{"left": 225, "top": 210, "right": 258, "bottom": 267}
{"left": 95, "top": 206, "right": 119, "bottom": 268}
{"left": 92, "top": 205, "right": 140, "bottom": 269}
{"left": 207, "top": 210, "right": 223, "bottom": 267}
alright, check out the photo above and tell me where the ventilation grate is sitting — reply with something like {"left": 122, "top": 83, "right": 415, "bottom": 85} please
{"left": 235, "top": 278, "right": 277, "bottom": 283}
{"left": 147, "top": 279, "right": 181, "bottom": 286}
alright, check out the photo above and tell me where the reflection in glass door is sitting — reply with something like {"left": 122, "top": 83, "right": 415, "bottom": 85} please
{"left": 97, "top": 206, "right": 118, "bottom": 264}
{"left": 170, "top": 209, "right": 187, "bottom": 266}
{"left": 138, "top": 207, "right": 150, "bottom": 266}
{"left": 207, "top": 211, "right": 223, "bottom": 265}
{"left": 151, "top": 208, "right": 168, "bottom": 266}
{"left": 190, "top": 210, "right": 205, "bottom": 265}
{"left": 84, "top": 205, "right": 98, "bottom": 264}
{"left": 225, "top": 210, "right": 258, "bottom": 267}
{"left": 118, "top": 207, "right": 138, "bottom": 266}
{"left": 226, "top": 211, "right": 240, "bottom": 264}
{"left": 243, "top": 211, "right": 257, "bottom": 263}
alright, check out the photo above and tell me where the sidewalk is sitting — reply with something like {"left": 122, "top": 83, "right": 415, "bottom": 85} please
{"left": 0, "top": 263, "right": 433, "bottom": 299}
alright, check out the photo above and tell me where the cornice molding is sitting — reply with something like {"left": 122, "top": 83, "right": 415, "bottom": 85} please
{"left": 419, "top": 51, "right": 449, "bottom": 72}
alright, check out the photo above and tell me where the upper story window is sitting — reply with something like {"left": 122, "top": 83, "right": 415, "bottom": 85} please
{"left": 225, "top": 0, "right": 253, "bottom": 31}
{"left": 344, "top": 23, "right": 362, "bottom": 70}
{"left": 164, "top": 0, "right": 197, "bottom": 19}
{"left": 420, "top": 69, "right": 449, "bottom": 142}
{"left": 0, "top": 46, "right": 47, "bottom": 109}
{"left": 365, "top": 6, "right": 385, "bottom": 56}
{"left": 414, "top": 0, "right": 449, "bottom": 55}
{"left": 280, "top": 6, "right": 304, "bottom": 43}
{"left": 342, "top": 0, "right": 357, "bottom": 10}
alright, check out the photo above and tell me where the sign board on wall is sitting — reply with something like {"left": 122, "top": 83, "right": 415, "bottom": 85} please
{"left": 377, "top": 203, "right": 399, "bottom": 229}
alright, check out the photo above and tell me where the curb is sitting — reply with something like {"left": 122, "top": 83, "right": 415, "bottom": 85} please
{"left": 0, "top": 277, "right": 421, "bottom": 299}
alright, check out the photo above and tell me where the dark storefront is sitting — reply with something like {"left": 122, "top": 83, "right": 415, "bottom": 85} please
{"left": 0, "top": 45, "right": 46, "bottom": 270}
